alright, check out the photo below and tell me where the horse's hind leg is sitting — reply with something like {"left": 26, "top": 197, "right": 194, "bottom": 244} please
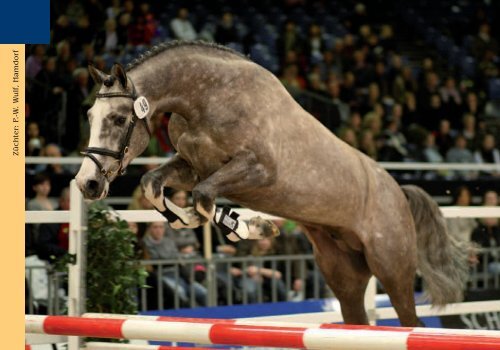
{"left": 141, "top": 153, "right": 200, "bottom": 228}
{"left": 306, "top": 226, "right": 371, "bottom": 325}
{"left": 192, "top": 150, "right": 279, "bottom": 240}
{"left": 364, "top": 228, "right": 422, "bottom": 327}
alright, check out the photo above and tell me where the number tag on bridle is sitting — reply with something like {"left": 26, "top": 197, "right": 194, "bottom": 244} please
{"left": 134, "top": 96, "right": 150, "bottom": 119}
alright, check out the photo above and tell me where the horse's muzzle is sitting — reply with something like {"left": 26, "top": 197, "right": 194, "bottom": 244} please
{"left": 75, "top": 174, "right": 107, "bottom": 200}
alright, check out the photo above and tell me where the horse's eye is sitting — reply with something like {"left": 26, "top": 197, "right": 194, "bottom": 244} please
{"left": 116, "top": 116, "right": 127, "bottom": 126}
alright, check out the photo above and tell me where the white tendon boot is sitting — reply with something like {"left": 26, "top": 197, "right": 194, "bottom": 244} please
{"left": 214, "top": 207, "right": 249, "bottom": 241}
{"left": 214, "top": 207, "right": 277, "bottom": 241}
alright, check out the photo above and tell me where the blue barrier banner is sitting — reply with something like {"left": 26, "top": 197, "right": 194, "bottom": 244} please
{"left": 0, "top": 0, "right": 49, "bottom": 43}
{"left": 142, "top": 293, "right": 440, "bottom": 325}
{"left": 142, "top": 294, "right": 445, "bottom": 347}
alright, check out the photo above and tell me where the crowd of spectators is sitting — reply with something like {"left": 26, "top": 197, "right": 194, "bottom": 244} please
{"left": 25, "top": 0, "right": 499, "bottom": 310}
{"left": 26, "top": 1, "right": 500, "bottom": 178}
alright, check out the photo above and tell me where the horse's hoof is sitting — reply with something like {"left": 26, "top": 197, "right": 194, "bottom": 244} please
{"left": 248, "top": 217, "right": 280, "bottom": 239}
{"left": 187, "top": 207, "right": 208, "bottom": 227}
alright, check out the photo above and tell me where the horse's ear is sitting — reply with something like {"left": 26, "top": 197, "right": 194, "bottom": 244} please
{"left": 111, "top": 63, "right": 128, "bottom": 89}
{"left": 88, "top": 64, "right": 107, "bottom": 85}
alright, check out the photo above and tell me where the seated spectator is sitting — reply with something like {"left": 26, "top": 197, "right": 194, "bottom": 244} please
{"left": 371, "top": 61, "right": 389, "bottom": 97}
{"left": 425, "top": 93, "right": 444, "bottom": 132}
{"left": 351, "top": 49, "right": 371, "bottom": 89}
{"left": 439, "top": 77, "right": 462, "bottom": 128}
{"left": 345, "top": 3, "right": 367, "bottom": 34}
{"left": 474, "top": 134, "right": 500, "bottom": 177}
{"left": 26, "top": 45, "right": 46, "bottom": 81}
{"left": 446, "top": 186, "right": 477, "bottom": 242}
{"left": 280, "top": 64, "right": 306, "bottom": 92}
{"left": 327, "top": 81, "right": 349, "bottom": 124}
{"left": 446, "top": 135, "right": 476, "bottom": 179}
{"left": 26, "top": 121, "right": 45, "bottom": 158}
{"left": 275, "top": 220, "right": 326, "bottom": 300}
{"left": 464, "top": 92, "right": 481, "bottom": 118}
{"left": 358, "top": 129, "right": 377, "bottom": 159}
{"left": 472, "top": 23, "right": 499, "bottom": 61}
{"left": 461, "top": 113, "right": 478, "bottom": 150}
{"left": 65, "top": 0, "right": 85, "bottom": 24}
{"left": 362, "top": 112, "right": 382, "bottom": 138}
{"left": 378, "top": 120, "right": 407, "bottom": 162}
{"left": 337, "top": 127, "right": 358, "bottom": 148}
{"left": 422, "top": 133, "right": 444, "bottom": 163}
{"left": 237, "top": 237, "right": 287, "bottom": 302}
{"left": 63, "top": 67, "right": 90, "bottom": 153}
{"left": 211, "top": 231, "right": 256, "bottom": 305}
{"left": 340, "top": 71, "right": 357, "bottom": 105}
{"left": 308, "top": 64, "right": 328, "bottom": 95}
{"left": 74, "top": 15, "right": 94, "bottom": 49}
{"left": 164, "top": 189, "right": 200, "bottom": 255}
{"left": 393, "top": 66, "right": 417, "bottom": 102}
{"left": 27, "top": 173, "right": 54, "bottom": 211}
{"left": 27, "top": 173, "right": 54, "bottom": 244}
{"left": 320, "top": 49, "right": 342, "bottom": 80}
{"left": 304, "top": 23, "right": 326, "bottom": 64}
{"left": 346, "top": 110, "right": 362, "bottom": 134}
{"left": 388, "top": 103, "right": 403, "bottom": 125}
{"left": 39, "top": 144, "right": 72, "bottom": 175}
{"left": 117, "top": 0, "right": 134, "bottom": 24}
{"left": 170, "top": 7, "right": 197, "bottom": 41}
{"left": 84, "top": 0, "right": 106, "bottom": 29}
{"left": 138, "top": 1, "right": 157, "bottom": 40}
{"left": 106, "top": 0, "right": 122, "bottom": 20}
{"left": 434, "top": 119, "right": 455, "bottom": 156}
{"left": 54, "top": 41, "right": 73, "bottom": 89}
{"left": 214, "top": 11, "right": 239, "bottom": 45}
{"left": 387, "top": 54, "right": 403, "bottom": 86}
{"left": 128, "top": 185, "right": 155, "bottom": 210}
{"left": 30, "top": 57, "right": 65, "bottom": 138}
{"left": 95, "top": 19, "right": 120, "bottom": 53}
{"left": 51, "top": 15, "right": 74, "bottom": 45}
{"left": 401, "top": 92, "right": 418, "bottom": 128}
{"left": 142, "top": 221, "right": 207, "bottom": 306}
{"left": 277, "top": 20, "right": 303, "bottom": 62}
{"left": 379, "top": 24, "right": 396, "bottom": 52}
{"left": 471, "top": 190, "right": 500, "bottom": 274}
{"left": 359, "top": 82, "right": 381, "bottom": 116}
{"left": 117, "top": 12, "right": 132, "bottom": 47}
{"left": 128, "top": 3, "right": 156, "bottom": 47}
{"left": 419, "top": 133, "right": 450, "bottom": 179}
{"left": 36, "top": 188, "right": 71, "bottom": 263}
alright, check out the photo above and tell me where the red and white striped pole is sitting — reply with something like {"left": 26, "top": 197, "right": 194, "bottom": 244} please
{"left": 26, "top": 315, "right": 500, "bottom": 350}
{"left": 86, "top": 343, "right": 212, "bottom": 350}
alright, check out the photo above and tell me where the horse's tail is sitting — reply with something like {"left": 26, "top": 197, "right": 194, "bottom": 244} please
{"left": 401, "top": 185, "right": 470, "bottom": 306}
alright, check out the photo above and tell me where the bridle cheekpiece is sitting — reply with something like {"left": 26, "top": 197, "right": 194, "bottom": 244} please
{"left": 81, "top": 78, "right": 152, "bottom": 180}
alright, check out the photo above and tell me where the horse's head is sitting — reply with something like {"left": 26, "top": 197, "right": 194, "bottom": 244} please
{"left": 75, "top": 63, "right": 152, "bottom": 200}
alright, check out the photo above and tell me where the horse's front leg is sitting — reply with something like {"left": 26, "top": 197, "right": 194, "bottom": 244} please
{"left": 192, "top": 150, "right": 280, "bottom": 241}
{"left": 141, "top": 154, "right": 200, "bottom": 228}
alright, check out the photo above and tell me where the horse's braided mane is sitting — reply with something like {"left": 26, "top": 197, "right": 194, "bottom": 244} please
{"left": 126, "top": 40, "right": 249, "bottom": 71}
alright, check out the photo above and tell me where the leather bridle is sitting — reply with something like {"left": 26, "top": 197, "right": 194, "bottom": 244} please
{"left": 81, "top": 79, "right": 152, "bottom": 180}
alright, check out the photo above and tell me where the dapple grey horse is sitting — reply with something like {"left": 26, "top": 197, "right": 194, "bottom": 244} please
{"left": 75, "top": 41, "right": 469, "bottom": 326}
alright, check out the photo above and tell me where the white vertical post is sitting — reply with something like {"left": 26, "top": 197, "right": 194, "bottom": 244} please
{"left": 68, "top": 180, "right": 87, "bottom": 350}
{"left": 203, "top": 222, "right": 216, "bottom": 306}
{"left": 364, "top": 276, "right": 377, "bottom": 325}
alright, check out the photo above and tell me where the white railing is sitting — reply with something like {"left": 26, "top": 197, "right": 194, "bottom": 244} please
{"left": 26, "top": 206, "right": 500, "bottom": 224}
{"left": 25, "top": 156, "right": 500, "bottom": 171}
{"left": 25, "top": 180, "right": 500, "bottom": 350}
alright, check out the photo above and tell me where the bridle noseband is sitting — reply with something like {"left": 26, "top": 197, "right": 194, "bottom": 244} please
{"left": 81, "top": 79, "right": 152, "bottom": 180}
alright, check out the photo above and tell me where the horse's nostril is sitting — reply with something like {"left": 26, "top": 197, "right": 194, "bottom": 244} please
{"left": 86, "top": 180, "right": 99, "bottom": 192}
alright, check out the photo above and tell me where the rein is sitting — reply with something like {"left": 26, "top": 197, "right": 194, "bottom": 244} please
{"left": 81, "top": 79, "right": 152, "bottom": 180}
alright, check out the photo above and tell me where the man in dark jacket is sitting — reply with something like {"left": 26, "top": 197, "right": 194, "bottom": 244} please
{"left": 36, "top": 188, "right": 70, "bottom": 262}
{"left": 471, "top": 190, "right": 500, "bottom": 273}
